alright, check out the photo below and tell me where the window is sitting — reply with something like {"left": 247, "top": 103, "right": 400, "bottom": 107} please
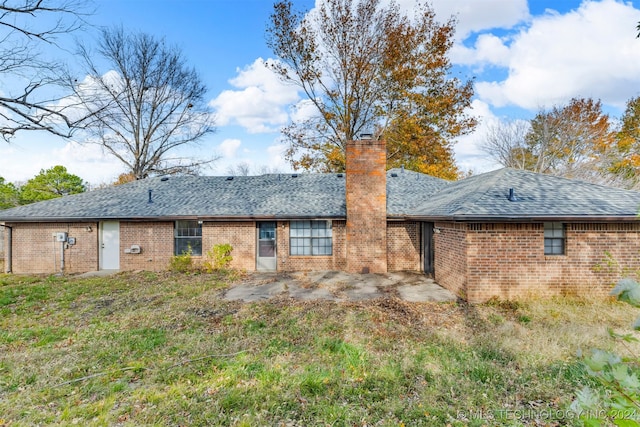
{"left": 290, "top": 220, "right": 332, "bottom": 256}
{"left": 544, "top": 222, "right": 565, "bottom": 255}
{"left": 175, "top": 220, "right": 202, "bottom": 255}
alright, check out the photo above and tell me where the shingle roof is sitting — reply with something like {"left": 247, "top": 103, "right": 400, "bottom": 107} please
{"left": 386, "top": 168, "right": 449, "bottom": 216}
{"left": 411, "top": 168, "right": 640, "bottom": 220}
{"left": 0, "top": 173, "right": 347, "bottom": 221}
{"left": 1, "top": 167, "right": 639, "bottom": 222}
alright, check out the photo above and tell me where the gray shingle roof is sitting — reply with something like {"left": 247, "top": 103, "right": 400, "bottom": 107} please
{"left": 411, "top": 168, "right": 640, "bottom": 220}
{"left": 386, "top": 168, "right": 449, "bottom": 216}
{"left": 0, "top": 173, "right": 347, "bottom": 221}
{"left": 1, "top": 167, "right": 639, "bottom": 222}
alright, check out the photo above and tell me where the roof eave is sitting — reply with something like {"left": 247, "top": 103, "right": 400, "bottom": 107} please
{"left": 406, "top": 214, "right": 640, "bottom": 222}
{"left": 0, "top": 214, "right": 348, "bottom": 223}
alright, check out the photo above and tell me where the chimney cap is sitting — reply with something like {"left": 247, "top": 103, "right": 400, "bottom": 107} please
{"left": 359, "top": 133, "right": 373, "bottom": 140}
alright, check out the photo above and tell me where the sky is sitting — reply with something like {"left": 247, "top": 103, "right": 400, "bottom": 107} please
{"left": 1, "top": 0, "right": 640, "bottom": 185}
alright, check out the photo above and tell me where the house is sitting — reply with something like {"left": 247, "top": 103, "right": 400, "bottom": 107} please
{"left": 2, "top": 139, "right": 640, "bottom": 303}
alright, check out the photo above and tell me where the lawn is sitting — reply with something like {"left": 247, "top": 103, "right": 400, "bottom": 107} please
{"left": 0, "top": 271, "right": 637, "bottom": 426}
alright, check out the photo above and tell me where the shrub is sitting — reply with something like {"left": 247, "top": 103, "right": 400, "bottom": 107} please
{"left": 203, "top": 243, "right": 233, "bottom": 272}
{"left": 571, "top": 277, "right": 640, "bottom": 426}
{"left": 169, "top": 249, "right": 194, "bottom": 273}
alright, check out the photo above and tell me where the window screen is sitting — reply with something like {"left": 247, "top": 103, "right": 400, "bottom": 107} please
{"left": 175, "top": 220, "right": 202, "bottom": 256}
{"left": 544, "top": 222, "right": 565, "bottom": 255}
{"left": 290, "top": 220, "right": 332, "bottom": 256}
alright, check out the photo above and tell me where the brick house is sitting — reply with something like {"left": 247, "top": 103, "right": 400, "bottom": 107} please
{"left": 2, "top": 139, "right": 640, "bottom": 302}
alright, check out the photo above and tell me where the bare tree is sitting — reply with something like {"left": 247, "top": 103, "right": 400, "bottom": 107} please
{"left": 71, "top": 28, "right": 216, "bottom": 179}
{"left": 226, "top": 162, "right": 252, "bottom": 177}
{"left": 480, "top": 120, "right": 531, "bottom": 170}
{"left": 226, "top": 162, "right": 281, "bottom": 176}
{"left": 0, "top": 0, "right": 89, "bottom": 140}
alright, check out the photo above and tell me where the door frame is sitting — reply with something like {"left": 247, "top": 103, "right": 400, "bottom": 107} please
{"left": 99, "top": 221, "right": 120, "bottom": 270}
{"left": 422, "top": 222, "right": 434, "bottom": 276}
{"left": 256, "top": 221, "right": 277, "bottom": 271}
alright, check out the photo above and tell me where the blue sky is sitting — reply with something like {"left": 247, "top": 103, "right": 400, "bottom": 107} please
{"left": 1, "top": 0, "right": 640, "bottom": 184}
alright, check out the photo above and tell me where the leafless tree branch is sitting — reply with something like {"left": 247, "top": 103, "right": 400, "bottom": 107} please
{"left": 69, "top": 28, "right": 217, "bottom": 179}
{"left": 0, "top": 0, "right": 91, "bottom": 140}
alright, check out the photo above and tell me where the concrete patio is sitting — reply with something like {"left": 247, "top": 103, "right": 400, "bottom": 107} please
{"left": 222, "top": 270, "right": 457, "bottom": 303}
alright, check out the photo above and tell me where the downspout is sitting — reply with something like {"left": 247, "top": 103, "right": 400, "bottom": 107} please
{"left": 1, "top": 224, "right": 11, "bottom": 273}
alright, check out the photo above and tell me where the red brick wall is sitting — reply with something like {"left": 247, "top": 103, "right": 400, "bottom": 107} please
{"left": 279, "top": 220, "right": 347, "bottom": 271}
{"left": 434, "top": 222, "right": 467, "bottom": 298}
{"left": 120, "top": 222, "right": 173, "bottom": 271}
{"left": 202, "top": 221, "right": 256, "bottom": 271}
{"left": 463, "top": 222, "right": 640, "bottom": 303}
{"left": 345, "top": 139, "right": 387, "bottom": 273}
{"left": 7, "top": 222, "right": 98, "bottom": 274}
{"left": 387, "top": 221, "right": 421, "bottom": 271}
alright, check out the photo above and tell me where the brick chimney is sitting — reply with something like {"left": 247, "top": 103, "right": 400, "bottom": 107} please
{"left": 345, "top": 138, "right": 387, "bottom": 274}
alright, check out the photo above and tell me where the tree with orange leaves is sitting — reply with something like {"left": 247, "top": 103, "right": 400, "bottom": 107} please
{"left": 609, "top": 96, "right": 640, "bottom": 188}
{"left": 483, "top": 98, "right": 617, "bottom": 184}
{"left": 266, "top": 0, "right": 475, "bottom": 178}
{"left": 524, "top": 98, "right": 616, "bottom": 179}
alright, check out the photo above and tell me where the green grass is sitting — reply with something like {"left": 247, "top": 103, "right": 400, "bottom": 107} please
{"left": 0, "top": 270, "right": 637, "bottom": 426}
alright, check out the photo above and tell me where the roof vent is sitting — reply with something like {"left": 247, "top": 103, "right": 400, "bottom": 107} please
{"left": 160, "top": 177, "right": 169, "bottom": 182}
{"left": 226, "top": 176, "right": 234, "bottom": 181}
{"left": 291, "top": 174, "right": 298, "bottom": 178}
{"left": 508, "top": 188, "right": 518, "bottom": 202}
{"left": 390, "top": 173, "right": 398, "bottom": 177}
{"left": 148, "top": 189, "right": 153, "bottom": 204}
{"left": 401, "top": 165, "right": 405, "bottom": 173}
{"left": 337, "top": 173, "right": 343, "bottom": 178}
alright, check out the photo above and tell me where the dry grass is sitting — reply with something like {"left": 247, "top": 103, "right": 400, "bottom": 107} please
{"left": 0, "top": 271, "right": 637, "bottom": 426}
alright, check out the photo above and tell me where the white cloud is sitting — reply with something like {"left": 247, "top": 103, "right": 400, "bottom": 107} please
{"left": 473, "top": 0, "right": 640, "bottom": 110}
{"left": 52, "top": 141, "right": 126, "bottom": 184}
{"left": 428, "top": 0, "right": 529, "bottom": 38}
{"left": 266, "top": 142, "right": 289, "bottom": 171}
{"left": 454, "top": 99, "right": 504, "bottom": 174}
{"left": 451, "top": 33, "right": 511, "bottom": 67}
{"left": 0, "top": 137, "right": 125, "bottom": 185}
{"left": 218, "top": 138, "right": 241, "bottom": 158}
{"left": 209, "top": 58, "right": 300, "bottom": 133}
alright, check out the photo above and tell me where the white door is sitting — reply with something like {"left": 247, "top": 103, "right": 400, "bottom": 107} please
{"left": 100, "top": 221, "right": 120, "bottom": 270}
{"left": 256, "top": 222, "right": 277, "bottom": 271}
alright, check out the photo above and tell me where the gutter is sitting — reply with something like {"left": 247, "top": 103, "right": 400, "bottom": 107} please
{"left": 0, "top": 224, "right": 11, "bottom": 273}
{"left": 0, "top": 215, "right": 348, "bottom": 223}
{"left": 401, "top": 215, "right": 640, "bottom": 223}
{"left": 3, "top": 214, "right": 639, "bottom": 223}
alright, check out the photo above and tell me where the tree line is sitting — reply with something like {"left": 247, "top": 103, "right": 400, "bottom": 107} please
{"left": 0, "top": 166, "right": 85, "bottom": 209}
{"left": 481, "top": 97, "right": 640, "bottom": 189}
